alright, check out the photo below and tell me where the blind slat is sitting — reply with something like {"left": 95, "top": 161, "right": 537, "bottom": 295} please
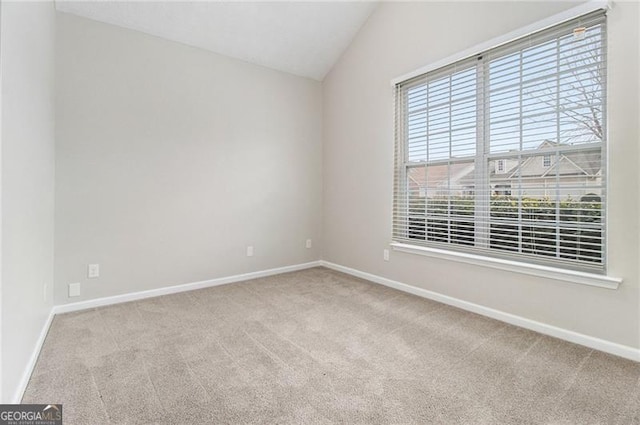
{"left": 393, "top": 10, "right": 607, "bottom": 273}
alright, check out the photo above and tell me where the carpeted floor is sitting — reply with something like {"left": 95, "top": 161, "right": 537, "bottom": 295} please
{"left": 24, "top": 267, "right": 640, "bottom": 424}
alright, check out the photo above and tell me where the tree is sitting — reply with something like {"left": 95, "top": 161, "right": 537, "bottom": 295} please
{"left": 523, "top": 26, "right": 605, "bottom": 145}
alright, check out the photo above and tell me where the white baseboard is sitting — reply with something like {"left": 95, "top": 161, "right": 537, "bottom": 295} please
{"left": 53, "top": 261, "right": 322, "bottom": 315}
{"left": 13, "top": 261, "right": 321, "bottom": 403}
{"left": 12, "top": 309, "right": 55, "bottom": 404}
{"left": 16, "top": 258, "right": 636, "bottom": 405}
{"left": 320, "top": 260, "right": 640, "bottom": 362}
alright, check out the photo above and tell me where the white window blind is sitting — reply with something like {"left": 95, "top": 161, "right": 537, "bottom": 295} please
{"left": 393, "top": 10, "right": 607, "bottom": 273}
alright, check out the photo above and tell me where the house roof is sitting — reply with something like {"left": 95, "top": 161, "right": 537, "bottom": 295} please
{"left": 408, "top": 162, "right": 475, "bottom": 189}
{"left": 516, "top": 140, "right": 601, "bottom": 178}
{"left": 414, "top": 140, "right": 602, "bottom": 188}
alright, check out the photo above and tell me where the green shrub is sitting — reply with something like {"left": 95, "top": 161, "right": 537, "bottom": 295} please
{"left": 407, "top": 195, "right": 602, "bottom": 263}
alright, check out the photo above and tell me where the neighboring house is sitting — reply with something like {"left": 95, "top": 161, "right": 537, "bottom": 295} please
{"left": 489, "top": 140, "right": 602, "bottom": 199}
{"left": 409, "top": 141, "right": 602, "bottom": 200}
{"left": 407, "top": 162, "right": 475, "bottom": 198}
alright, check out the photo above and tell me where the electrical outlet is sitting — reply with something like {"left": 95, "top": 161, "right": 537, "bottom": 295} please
{"left": 383, "top": 249, "right": 390, "bottom": 261}
{"left": 306, "top": 239, "right": 312, "bottom": 249}
{"left": 68, "top": 282, "right": 81, "bottom": 297}
{"left": 88, "top": 263, "right": 100, "bottom": 279}
{"left": 246, "top": 246, "right": 254, "bottom": 257}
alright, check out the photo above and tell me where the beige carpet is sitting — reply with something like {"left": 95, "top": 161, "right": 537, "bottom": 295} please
{"left": 24, "top": 267, "right": 640, "bottom": 424}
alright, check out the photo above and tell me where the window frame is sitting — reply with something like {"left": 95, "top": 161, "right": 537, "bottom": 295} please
{"left": 392, "top": 9, "right": 610, "bottom": 278}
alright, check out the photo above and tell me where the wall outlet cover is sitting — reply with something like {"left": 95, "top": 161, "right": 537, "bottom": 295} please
{"left": 306, "top": 239, "right": 312, "bottom": 249}
{"left": 68, "top": 282, "right": 81, "bottom": 297}
{"left": 246, "top": 246, "right": 254, "bottom": 257}
{"left": 88, "top": 263, "right": 100, "bottom": 278}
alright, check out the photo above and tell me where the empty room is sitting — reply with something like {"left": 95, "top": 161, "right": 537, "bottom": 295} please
{"left": 1, "top": 0, "right": 639, "bottom": 423}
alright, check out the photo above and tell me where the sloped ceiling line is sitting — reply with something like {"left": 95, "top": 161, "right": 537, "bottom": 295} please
{"left": 55, "top": 1, "right": 378, "bottom": 81}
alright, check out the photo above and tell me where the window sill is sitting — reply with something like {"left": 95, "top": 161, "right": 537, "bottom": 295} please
{"left": 390, "top": 242, "right": 622, "bottom": 290}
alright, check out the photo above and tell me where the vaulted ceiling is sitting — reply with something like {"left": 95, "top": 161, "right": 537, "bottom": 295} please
{"left": 55, "top": 1, "right": 378, "bottom": 81}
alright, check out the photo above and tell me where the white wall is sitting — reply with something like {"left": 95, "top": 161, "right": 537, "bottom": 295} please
{"left": 54, "top": 13, "right": 323, "bottom": 305}
{"left": 1, "top": 1, "right": 56, "bottom": 402}
{"left": 323, "top": 2, "right": 640, "bottom": 348}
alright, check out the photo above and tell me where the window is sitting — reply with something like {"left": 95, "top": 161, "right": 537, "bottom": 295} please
{"left": 393, "top": 11, "right": 606, "bottom": 273}
{"left": 494, "top": 184, "right": 512, "bottom": 196}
